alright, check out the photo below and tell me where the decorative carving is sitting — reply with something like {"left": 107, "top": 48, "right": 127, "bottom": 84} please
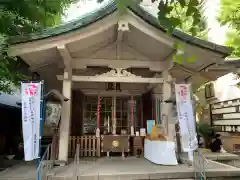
{"left": 118, "top": 20, "right": 129, "bottom": 31}
{"left": 97, "top": 68, "right": 141, "bottom": 78}
{"left": 112, "top": 140, "right": 119, "bottom": 148}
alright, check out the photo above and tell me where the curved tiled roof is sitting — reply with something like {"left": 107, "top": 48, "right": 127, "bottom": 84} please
{"left": 9, "top": 0, "right": 231, "bottom": 56}
{"left": 224, "top": 58, "right": 240, "bottom": 67}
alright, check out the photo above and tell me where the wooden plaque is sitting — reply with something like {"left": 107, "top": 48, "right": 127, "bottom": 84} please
{"left": 101, "top": 135, "right": 130, "bottom": 152}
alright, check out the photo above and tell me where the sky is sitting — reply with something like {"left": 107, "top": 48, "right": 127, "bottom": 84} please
{"left": 64, "top": 0, "right": 112, "bottom": 22}
{"left": 204, "top": 0, "right": 228, "bottom": 45}
{"left": 64, "top": 0, "right": 227, "bottom": 45}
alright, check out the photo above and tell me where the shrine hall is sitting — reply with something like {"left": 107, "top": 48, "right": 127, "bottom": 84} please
{"left": 9, "top": 0, "right": 234, "bottom": 164}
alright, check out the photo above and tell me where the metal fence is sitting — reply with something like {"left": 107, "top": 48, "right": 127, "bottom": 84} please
{"left": 37, "top": 144, "right": 54, "bottom": 180}
{"left": 193, "top": 149, "right": 208, "bottom": 180}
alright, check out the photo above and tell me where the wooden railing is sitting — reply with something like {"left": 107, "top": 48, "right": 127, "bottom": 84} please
{"left": 69, "top": 136, "right": 101, "bottom": 157}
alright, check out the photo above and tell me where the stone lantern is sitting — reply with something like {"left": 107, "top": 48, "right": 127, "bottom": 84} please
{"left": 44, "top": 89, "right": 68, "bottom": 128}
{"left": 43, "top": 89, "right": 68, "bottom": 162}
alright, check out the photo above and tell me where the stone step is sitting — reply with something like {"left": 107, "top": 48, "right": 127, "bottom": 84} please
{"left": 54, "top": 160, "right": 67, "bottom": 166}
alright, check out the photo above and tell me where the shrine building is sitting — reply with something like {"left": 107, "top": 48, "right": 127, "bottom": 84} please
{"left": 9, "top": 0, "right": 234, "bottom": 163}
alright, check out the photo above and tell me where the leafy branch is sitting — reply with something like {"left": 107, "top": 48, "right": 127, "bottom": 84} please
{"left": 0, "top": 0, "right": 77, "bottom": 93}
{"left": 218, "top": 0, "right": 240, "bottom": 57}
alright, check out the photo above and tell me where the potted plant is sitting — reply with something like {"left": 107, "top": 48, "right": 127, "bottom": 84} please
{"left": 196, "top": 121, "right": 215, "bottom": 148}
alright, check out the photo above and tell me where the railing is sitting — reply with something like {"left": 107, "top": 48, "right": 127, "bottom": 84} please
{"left": 69, "top": 136, "right": 101, "bottom": 157}
{"left": 193, "top": 149, "right": 208, "bottom": 180}
{"left": 37, "top": 144, "right": 54, "bottom": 180}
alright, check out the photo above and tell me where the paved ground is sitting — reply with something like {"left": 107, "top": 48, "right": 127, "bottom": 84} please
{"left": 1, "top": 157, "right": 240, "bottom": 180}
{"left": 0, "top": 156, "right": 22, "bottom": 173}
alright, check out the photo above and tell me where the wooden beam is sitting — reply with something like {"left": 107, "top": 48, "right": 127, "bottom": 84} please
{"left": 72, "top": 83, "right": 146, "bottom": 90}
{"left": 175, "top": 64, "right": 212, "bottom": 80}
{"left": 57, "top": 45, "right": 72, "bottom": 80}
{"left": 205, "top": 64, "right": 234, "bottom": 72}
{"left": 81, "top": 90, "right": 143, "bottom": 96}
{"left": 56, "top": 74, "right": 165, "bottom": 83}
{"left": 29, "top": 57, "right": 174, "bottom": 72}
{"left": 29, "top": 62, "right": 55, "bottom": 71}
{"left": 117, "top": 20, "right": 128, "bottom": 60}
{"left": 117, "top": 31, "right": 123, "bottom": 60}
{"left": 72, "top": 58, "right": 172, "bottom": 71}
{"left": 57, "top": 45, "right": 71, "bottom": 67}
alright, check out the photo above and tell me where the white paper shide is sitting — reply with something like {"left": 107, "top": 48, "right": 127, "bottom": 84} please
{"left": 21, "top": 82, "right": 41, "bottom": 161}
{"left": 175, "top": 84, "right": 197, "bottom": 152}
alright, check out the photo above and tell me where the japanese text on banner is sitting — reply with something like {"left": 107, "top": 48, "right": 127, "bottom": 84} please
{"left": 21, "top": 83, "right": 41, "bottom": 161}
{"left": 175, "top": 84, "right": 197, "bottom": 152}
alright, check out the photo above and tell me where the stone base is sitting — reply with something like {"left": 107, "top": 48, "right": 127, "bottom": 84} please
{"left": 54, "top": 160, "right": 67, "bottom": 166}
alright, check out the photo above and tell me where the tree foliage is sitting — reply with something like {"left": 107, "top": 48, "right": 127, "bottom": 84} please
{"left": 0, "top": 0, "right": 77, "bottom": 93}
{"left": 218, "top": 0, "right": 240, "bottom": 57}
{"left": 117, "top": 0, "right": 206, "bottom": 36}
{"left": 225, "top": 30, "right": 240, "bottom": 57}
{"left": 167, "top": 1, "right": 208, "bottom": 39}
{"left": 218, "top": 0, "right": 240, "bottom": 30}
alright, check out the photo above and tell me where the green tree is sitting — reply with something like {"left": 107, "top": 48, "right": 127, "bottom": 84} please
{"left": 225, "top": 30, "right": 240, "bottom": 57}
{"left": 0, "top": 0, "right": 77, "bottom": 93}
{"left": 167, "top": 1, "right": 208, "bottom": 39}
{"left": 218, "top": 0, "right": 240, "bottom": 57}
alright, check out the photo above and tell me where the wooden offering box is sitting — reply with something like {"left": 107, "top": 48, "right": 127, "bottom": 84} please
{"left": 101, "top": 135, "right": 130, "bottom": 153}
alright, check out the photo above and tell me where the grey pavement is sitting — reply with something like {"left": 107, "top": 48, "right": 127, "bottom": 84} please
{"left": 1, "top": 157, "right": 240, "bottom": 180}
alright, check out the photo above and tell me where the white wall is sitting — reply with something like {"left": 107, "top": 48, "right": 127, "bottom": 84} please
{"left": 214, "top": 73, "right": 240, "bottom": 101}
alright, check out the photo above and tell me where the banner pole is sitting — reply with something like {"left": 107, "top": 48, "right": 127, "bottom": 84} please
{"left": 37, "top": 80, "right": 44, "bottom": 180}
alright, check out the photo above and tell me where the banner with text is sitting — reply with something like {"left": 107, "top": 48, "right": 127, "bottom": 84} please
{"left": 21, "top": 82, "right": 41, "bottom": 161}
{"left": 175, "top": 84, "right": 197, "bottom": 152}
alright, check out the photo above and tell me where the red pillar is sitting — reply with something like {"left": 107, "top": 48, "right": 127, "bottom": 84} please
{"left": 97, "top": 95, "right": 101, "bottom": 129}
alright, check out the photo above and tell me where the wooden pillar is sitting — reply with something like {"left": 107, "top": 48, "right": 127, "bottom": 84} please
{"left": 162, "top": 70, "right": 173, "bottom": 138}
{"left": 58, "top": 71, "right": 72, "bottom": 163}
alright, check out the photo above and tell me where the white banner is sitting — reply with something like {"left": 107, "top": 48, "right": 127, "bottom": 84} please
{"left": 175, "top": 84, "right": 197, "bottom": 152}
{"left": 21, "top": 82, "right": 41, "bottom": 161}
